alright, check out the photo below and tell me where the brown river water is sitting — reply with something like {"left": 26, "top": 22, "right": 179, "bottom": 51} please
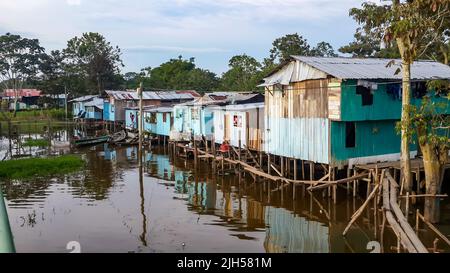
{"left": 1, "top": 125, "right": 449, "bottom": 253}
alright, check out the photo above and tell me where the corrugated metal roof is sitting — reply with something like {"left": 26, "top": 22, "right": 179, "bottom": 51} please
{"left": 105, "top": 90, "right": 197, "bottom": 101}
{"left": 209, "top": 102, "right": 264, "bottom": 111}
{"left": 69, "top": 95, "right": 98, "bottom": 102}
{"left": 84, "top": 98, "right": 104, "bottom": 109}
{"left": 4, "top": 89, "right": 42, "bottom": 98}
{"left": 291, "top": 56, "right": 450, "bottom": 80}
{"left": 144, "top": 106, "right": 173, "bottom": 113}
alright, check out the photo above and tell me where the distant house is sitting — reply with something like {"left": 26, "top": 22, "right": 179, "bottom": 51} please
{"left": 259, "top": 56, "right": 450, "bottom": 168}
{"left": 2, "top": 89, "right": 42, "bottom": 110}
{"left": 104, "top": 90, "right": 199, "bottom": 123}
{"left": 210, "top": 100, "right": 265, "bottom": 151}
{"left": 84, "top": 98, "right": 104, "bottom": 120}
{"left": 171, "top": 92, "right": 264, "bottom": 141}
{"left": 70, "top": 95, "right": 99, "bottom": 119}
{"left": 43, "top": 94, "right": 67, "bottom": 108}
{"left": 144, "top": 106, "right": 174, "bottom": 137}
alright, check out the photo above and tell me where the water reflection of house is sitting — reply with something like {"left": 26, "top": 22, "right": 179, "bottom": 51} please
{"left": 103, "top": 143, "right": 117, "bottom": 161}
{"left": 246, "top": 199, "right": 265, "bottom": 228}
{"left": 187, "top": 181, "right": 217, "bottom": 210}
{"left": 126, "top": 146, "right": 138, "bottom": 160}
{"left": 264, "top": 207, "right": 329, "bottom": 253}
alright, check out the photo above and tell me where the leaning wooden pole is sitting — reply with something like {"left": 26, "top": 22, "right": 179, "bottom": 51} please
{"left": 138, "top": 82, "right": 144, "bottom": 169}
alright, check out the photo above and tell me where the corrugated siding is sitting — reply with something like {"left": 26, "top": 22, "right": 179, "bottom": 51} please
{"left": 264, "top": 207, "right": 329, "bottom": 253}
{"left": 172, "top": 105, "right": 214, "bottom": 137}
{"left": 213, "top": 108, "right": 264, "bottom": 151}
{"left": 265, "top": 117, "right": 329, "bottom": 163}
{"left": 103, "top": 102, "right": 111, "bottom": 121}
{"left": 156, "top": 112, "right": 171, "bottom": 136}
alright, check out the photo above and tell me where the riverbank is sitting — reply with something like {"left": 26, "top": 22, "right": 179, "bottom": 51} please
{"left": 0, "top": 109, "right": 69, "bottom": 122}
{"left": 0, "top": 155, "right": 84, "bottom": 179}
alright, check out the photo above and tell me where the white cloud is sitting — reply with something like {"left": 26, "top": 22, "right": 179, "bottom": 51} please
{"left": 124, "top": 45, "right": 229, "bottom": 53}
{"left": 0, "top": 0, "right": 362, "bottom": 72}
{"left": 66, "top": 0, "right": 81, "bottom": 6}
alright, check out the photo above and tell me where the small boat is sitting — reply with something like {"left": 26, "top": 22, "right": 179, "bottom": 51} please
{"left": 109, "top": 130, "right": 127, "bottom": 144}
{"left": 73, "top": 135, "right": 110, "bottom": 147}
{"left": 51, "top": 140, "right": 71, "bottom": 148}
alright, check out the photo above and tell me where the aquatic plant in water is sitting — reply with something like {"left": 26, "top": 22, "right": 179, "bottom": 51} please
{"left": 0, "top": 155, "right": 84, "bottom": 179}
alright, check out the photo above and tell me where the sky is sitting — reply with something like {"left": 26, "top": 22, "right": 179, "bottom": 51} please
{"left": 0, "top": 0, "right": 367, "bottom": 75}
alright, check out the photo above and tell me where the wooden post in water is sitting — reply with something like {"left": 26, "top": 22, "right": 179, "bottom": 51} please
{"left": 212, "top": 135, "right": 216, "bottom": 172}
{"left": 293, "top": 159, "right": 297, "bottom": 200}
{"left": 194, "top": 137, "right": 198, "bottom": 169}
{"left": 238, "top": 136, "right": 241, "bottom": 163}
{"left": 138, "top": 82, "right": 143, "bottom": 169}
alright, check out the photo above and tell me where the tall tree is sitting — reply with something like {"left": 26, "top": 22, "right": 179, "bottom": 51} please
{"left": 268, "top": 33, "right": 311, "bottom": 63}
{"left": 39, "top": 50, "right": 65, "bottom": 95}
{"left": 339, "top": 29, "right": 401, "bottom": 58}
{"left": 268, "top": 33, "right": 338, "bottom": 65}
{"left": 220, "top": 54, "right": 262, "bottom": 91}
{"left": 311, "top": 42, "right": 339, "bottom": 57}
{"left": 63, "top": 32, "right": 123, "bottom": 95}
{"left": 0, "top": 33, "right": 45, "bottom": 115}
{"left": 145, "top": 56, "right": 219, "bottom": 91}
{"left": 349, "top": 0, "right": 449, "bottom": 221}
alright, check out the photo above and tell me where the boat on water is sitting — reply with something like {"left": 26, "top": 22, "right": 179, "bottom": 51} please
{"left": 51, "top": 140, "right": 71, "bottom": 148}
{"left": 109, "top": 130, "right": 127, "bottom": 144}
{"left": 73, "top": 135, "right": 110, "bottom": 147}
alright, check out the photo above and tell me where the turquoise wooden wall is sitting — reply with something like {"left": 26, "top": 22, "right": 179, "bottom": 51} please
{"left": 340, "top": 79, "right": 450, "bottom": 121}
{"left": 155, "top": 112, "right": 172, "bottom": 136}
{"left": 172, "top": 105, "right": 214, "bottom": 137}
{"left": 330, "top": 120, "right": 418, "bottom": 165}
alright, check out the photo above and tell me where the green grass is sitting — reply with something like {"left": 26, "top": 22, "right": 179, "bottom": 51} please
{"left": 0, "top": 109, "right": 70, "bottom": 122}
{"left": 0, "top": 155, "right": 84, "bottom": 180}
{"left": 22, "top": 138, "right": 49, "bottom": 147}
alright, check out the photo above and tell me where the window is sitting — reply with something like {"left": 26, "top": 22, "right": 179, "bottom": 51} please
{"left": 356, "top": 86, "right": 373, "bottom": 106}
{"left": 412, "top": 82, "right": 427, "bottom": 98}
{"left": 233, "top": 115, "right": 242, "bottom": 127}
{"left": 345, "top": 122, "right": 356, "bottom": 148}
{"left": 163, "top": 113, "right": 167, "bottom": 123}
{"left": 191, "top": 108, "right": 199, "bottom": 120}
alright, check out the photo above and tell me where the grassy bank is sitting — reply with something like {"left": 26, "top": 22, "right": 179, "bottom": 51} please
{"left": 0, "top": 109, "right": 69, "bottom": 121}
{"left": 0, "top": 155, "right": 84, "bottom": 180}
{"left": 22, "top": 138, "right": 49, "bottom": 147}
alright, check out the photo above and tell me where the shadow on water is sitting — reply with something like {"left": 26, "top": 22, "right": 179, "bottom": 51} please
{"left": 0, "top": 126, "right": 449, "bottom": 252}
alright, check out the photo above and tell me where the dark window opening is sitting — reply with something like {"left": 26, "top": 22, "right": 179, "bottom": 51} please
{"left": 412, "top": 81, "right": 427, "bottom": 98}
{"left": 345, "top": 122, "right": 356, "bottom": 148}
{"left": 356, "top": 85, "right": 374, "bottom": 106}
{"left": 163, "top": 113, "right": 167, "bottom": 122}
{"left": 386, "top": 83, "right": 401, "bottom": 100}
